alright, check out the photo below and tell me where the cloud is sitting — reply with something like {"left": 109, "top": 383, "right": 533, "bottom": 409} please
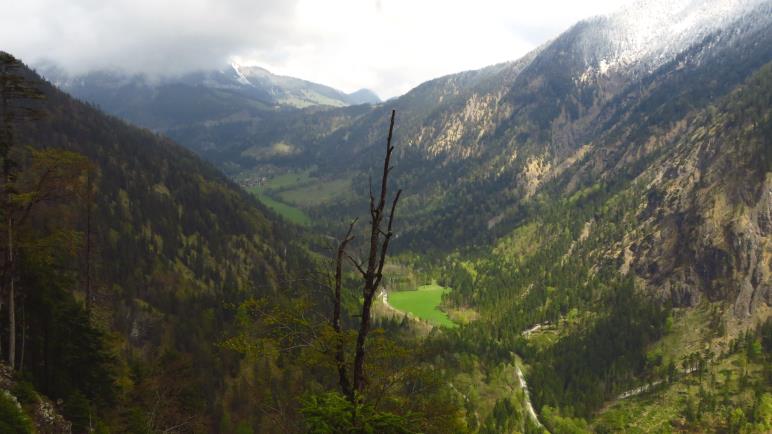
{"left": 1, "top": 0, "right": 300, "bottom": 76}
{"left": 1, "top": 0, "right": 633, "bottom": 98}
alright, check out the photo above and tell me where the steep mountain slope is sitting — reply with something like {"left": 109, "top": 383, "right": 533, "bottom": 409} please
{"left": 168, "top": 2, "right": 769, "bottom": 426}
{"left": 407, "top": 2, "right": 771, "bottom": 427}
{"left": 11, "top": 0, "right": 769, "bottom": 429}
{"left": 6, "top": 56, "right": 316, "bottom": 431}
{"left": 439, "top": 59, "right": 771, "bottom": 431}
{"left": 241, "top": 0, "right": 770, "bottom": 251}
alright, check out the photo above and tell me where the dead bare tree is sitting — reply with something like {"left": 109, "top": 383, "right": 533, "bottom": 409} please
{"left": 332, "top": 218, "right": 356, "bottom": 399}
{"left": 331, "top": 109, "right": 401, "bottom": 399}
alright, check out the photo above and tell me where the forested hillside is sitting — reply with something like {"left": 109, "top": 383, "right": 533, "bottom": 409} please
{"left": 0, "top": 54, "right": 468, "bottom": 433}
{"left": 428, "top": 61, "right": 771, "bottom": 430}
{"left": 0, "top": 53, "right": 318, "bottom": 432}
{"left": 1, "top": 0, "right": 770, "bottom": 432}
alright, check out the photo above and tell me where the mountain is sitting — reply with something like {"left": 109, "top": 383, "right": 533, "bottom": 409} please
{"left": 45, "top": 62, "right": 380, "bottom": 111}
{"left": 120, "top": 1, "right": 768, "bottom": 427}
{"left": 343, "top": 0, "right": 769, "bottom": 429}
{"left": 38, "top": 63, "right": 380, "bottom": 162}
{"left": 1, "top": 53, "right": 469, "bottom": 433}
{"left": 4, "top": 0, "right": 770, "bottom": 431}
{"left": 59, "top": 0, "right": 766, "bottom": 323}
{"left": 230, "top": 63, "right": 381, "bottom": 107}
{"left": 1, "top": 54, "right": 323, "bottom": 432}
{"left": 346, "top": 88, "right": 382, "bottom": 105}
{"left": 203, "top": 0, "right": 770, "bottom": 243}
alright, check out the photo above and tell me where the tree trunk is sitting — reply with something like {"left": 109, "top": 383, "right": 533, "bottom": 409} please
{"left": 333, "top": 220, "right": 356, "bottom": 398}
{"left": 352, "top": 295, "right": 374, "bottom": 393}
{"left": 19, "top": 300, "right": 24, "bottom": 371}
{"left": 8, "top": 214, "right": 15, "bottom": 369}
{"left": 352, "top": 110, "right": 401, "bottom": 394}
{"left": 85, "top": 169, "right": 93, "bottom": 310}
{"left": 0, "top": 297, "right": 3, "bottom": 359}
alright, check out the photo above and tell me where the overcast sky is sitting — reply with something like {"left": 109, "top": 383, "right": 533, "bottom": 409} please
{"left": 2, "top": 0, "right": 635, "bottom": 99}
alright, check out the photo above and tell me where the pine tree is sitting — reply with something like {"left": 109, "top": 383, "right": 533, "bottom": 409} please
{"left": 0, "top": 52, "right": 44, "bottom": 369}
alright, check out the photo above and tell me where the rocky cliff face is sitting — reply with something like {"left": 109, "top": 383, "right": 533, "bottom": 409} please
{"left": 619, "top": 74, "right": 771, "bottom": 318}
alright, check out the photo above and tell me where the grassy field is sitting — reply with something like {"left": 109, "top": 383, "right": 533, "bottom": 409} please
{"left": 242, "top": 168, "right": 352, "bottom": 226}
{"left": 278, "top": 177, "right": 352, "bottom": 206}
{"left": 263, "top": 170, "right": 314, "bottom": 190}
{"left": 388, "top": 284, "right": 456, "bottom": 328}
{"left": 250, "top": 189, "right": 311, "bottom": 226}
{"left": 254, "top": 169, "right": 353, "bottom": 207}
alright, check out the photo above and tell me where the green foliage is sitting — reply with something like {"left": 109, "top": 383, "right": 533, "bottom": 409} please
{"left": 753, "top": 393, "right": 772, "bottom": 431}
{"left": 541, "top": 406, "right": 592, "bottom": 434}
{"left": 234, "top": 421, "right": 255, "bottom": 434}
{"left": 20, "top": 258, "right": 115, "bottom": 405}
{"left": 64, "top": 390, "right": 94, "bottom": 434}
{"left": 0, "top": 392, "right": 32, "bottom": 434}
{"left": 11, "top": 381, "right": 37, "bottom": 406}
{"left": 0, "top": 21, "right": 768, "bottom": 433}
{"left": 479, "top": 397, "right": 523, "bottom": 434}
{"left": 0, "top": 54, "right": 319, "bottom": 432}
{"left": 119, "top": 351, "right": 208, "bottom": 433}
{"left": 594, "top": 316, "right": 772, "bottom": 433}
{"left": 528, "top": 278, "right": 670, "bottom": 416}
{"left": 247, "top": 168, "right": 355, "bottom": 208}
{"left": 301, "top": 392, "right": 416, "bottom": 434}
{"left": 277, "top": 176, "right": 353, "bottom": 207}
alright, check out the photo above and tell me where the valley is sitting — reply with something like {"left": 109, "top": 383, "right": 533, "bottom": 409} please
{"left": 0, "top": 0, "right": 770, "bottom": 432}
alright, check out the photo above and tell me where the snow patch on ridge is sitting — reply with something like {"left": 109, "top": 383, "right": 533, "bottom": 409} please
{"left": 576, "top": 0, "right": 770, "bottom": 82}
{"left": 230, "top": 62, "right": 252, "bottom": 86}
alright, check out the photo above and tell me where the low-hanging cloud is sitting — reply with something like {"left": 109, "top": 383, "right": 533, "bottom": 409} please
{"left": 2, "top": 0, "right": 301, "bottom": 75}
{"left": 2, "top": 0, "right": 632, "bottom": 98}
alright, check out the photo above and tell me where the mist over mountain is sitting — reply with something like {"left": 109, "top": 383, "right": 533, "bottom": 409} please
{"left": 38, "top": 62, "right": 380, "bottom": 137}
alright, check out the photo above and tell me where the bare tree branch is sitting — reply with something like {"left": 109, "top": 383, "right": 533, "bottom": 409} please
{"left": 344, "top": 252, "right": 367, "bottom": 278}
{"left": 352, "top": 109, "right": 399, "bottom": 396}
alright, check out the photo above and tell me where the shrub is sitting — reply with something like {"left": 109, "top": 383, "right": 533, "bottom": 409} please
{"left": 0, "top": 392, "right": 33, "bottom": 434}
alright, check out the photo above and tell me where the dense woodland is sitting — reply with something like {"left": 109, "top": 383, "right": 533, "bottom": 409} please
{"left": 0, "top": 3, "right": 770, "bottom": 432}
{"left": 0, "top": 53, "right": 316, "bottom": 432}
{"left": 0, "top": 53, "right": 472, "bottom": 433}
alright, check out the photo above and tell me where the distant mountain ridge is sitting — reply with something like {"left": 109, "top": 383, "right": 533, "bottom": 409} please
{"left": 227, "top": 63, "right": 381, "bottom": 107}
{"left": 44, "top": 62, "right": 380, "bottom": 109}
{"left": 36, "top": 62, "right": 380, "bottom": 152}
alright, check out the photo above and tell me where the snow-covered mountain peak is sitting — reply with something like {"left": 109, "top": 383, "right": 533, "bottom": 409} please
{"left": 576, "top": 0, "right": 770, "bottom": 81}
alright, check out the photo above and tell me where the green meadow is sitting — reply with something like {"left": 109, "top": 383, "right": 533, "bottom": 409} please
{"left": 388, "top": 283, "right": 456, "bottom": 328}
{"left": 250, "top": 189, "right": 311, "bottom": 226}
{"left": 277, "top": 177, "right": 352, "bottom": 206}
{"left": 245, "top": 169, "right": 353, "bottom": 224}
